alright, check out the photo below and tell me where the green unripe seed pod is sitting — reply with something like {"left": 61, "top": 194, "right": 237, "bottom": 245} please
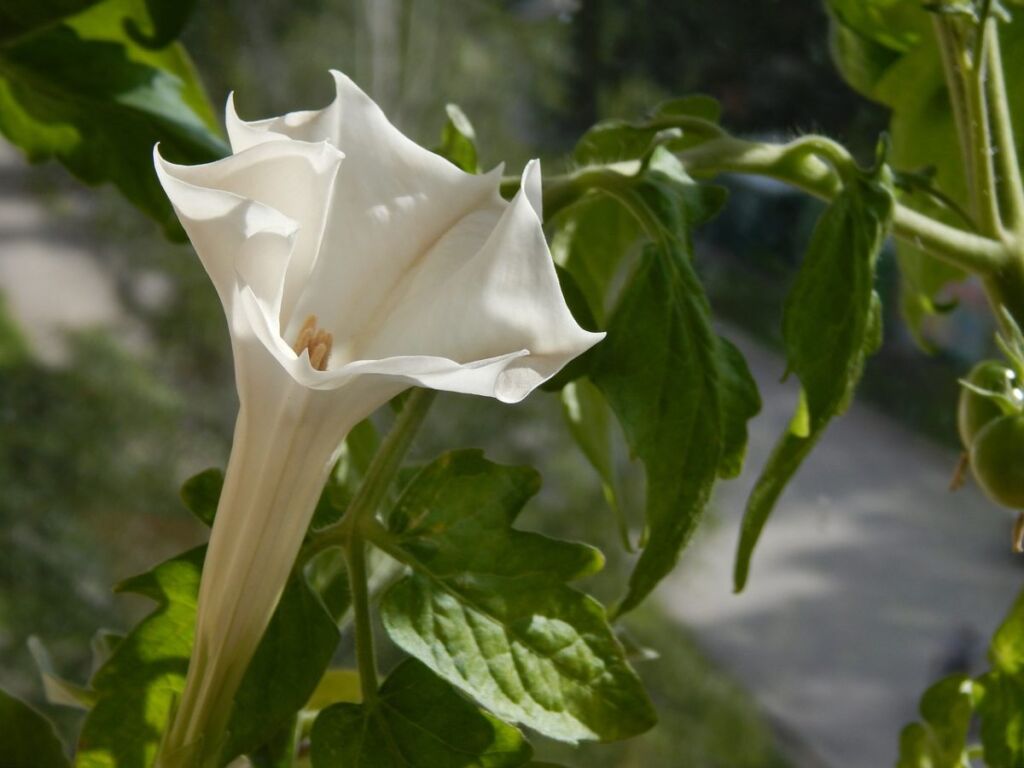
{"left": 970, "top": 414, "right": 1024, "bottom": 509}
{"left": 958, "top": 360, "right": 1015, "bottom": 449}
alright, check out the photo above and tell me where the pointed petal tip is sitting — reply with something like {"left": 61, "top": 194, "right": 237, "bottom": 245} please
{"left": 519, "top": 159, "right": 544, "bottom": 220}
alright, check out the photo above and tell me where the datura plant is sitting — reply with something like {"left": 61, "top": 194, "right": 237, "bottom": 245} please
{"left": 151, "top": 71, "right": 602, "bottom": 766}
{"left": 8, "top": 0, "right": 1024, "bottom": 766}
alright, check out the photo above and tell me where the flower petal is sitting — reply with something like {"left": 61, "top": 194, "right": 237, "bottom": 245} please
{"left": 227, "top": 72, "right": 508, "bottom": 343}
{"left": 154, "top": 140, "right": 343, "bottom": 330}
{"left": 235, "top": 162, "right": 603, "bottom": 402}
{"left": 349, "top": 160, "right": 603, "bottom": 399}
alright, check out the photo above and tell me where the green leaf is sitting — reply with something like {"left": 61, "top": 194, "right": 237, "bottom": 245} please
{"left": 591, "top": 245, "right": 722, "bottom": 614}
{"left": 310, "top": 659, "right": 533, "bottom": 768}
{"left": 76, "top": 547, "right": 203, "bottom": 768}
{"left": 560, "top": 378, "right": 630, "bottom": 549}
{"left": 715, "top": 336, "right": 762, "bottom": 480}
{"left": 550, "top": 194, "right": 640, "bottom": 326}
{"left": 123, "top": 0, "right": 199, "bottom": 49}
{"left": 733, "top": 171, "right": 894, "bottom": 591}
{"left": 823, "top": 0, "right": 1022, "bottom": 340}
{"left": 586, "top": 150, "right": 741, "bottom": 613}
{"left": 573, "top": 95, "right": 722, "bottom": 166}
{"left": 976, "top": 672, "right": 1024, "bottom": 767}
{"left": 0, "top": 0, "right": 102, "bottom": 44}
{"left": 379, "top": 451, "right": 655, "bottom": 743}
{"left": 179, "top": 468, "right": 223, "bottom": 527}
{"left": 76, "top": 545, "right": 339, "bottom": 767}
{"left": 0, "top": 688, "right": 71, "bottom": 768}
{"left": 974, "top": 586, "right": 1024, "bottom": 765}
{"left": 434, "top": 103, "right": 479, "bottom": 173}
{"left": 991, "top": 587, "right": 1024, "bottom": 675}
{"left": 222, "top": 570, "right": 340, "bottom": 761}
{"left": 896, "top": 675, "right": 974, "bottom": 768}
{"left": 247, "top": 716, "right": 299, "bottom": 768}
{"left": 0, "top": 0, "right": 227, "bottom": 237}
{"left": 66, "top": 0, "right": 219, "bottom": 129}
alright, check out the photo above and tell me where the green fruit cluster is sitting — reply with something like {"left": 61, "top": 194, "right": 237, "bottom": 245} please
{"left": 959, "top": 361, "right": 1024, "bottom": 508}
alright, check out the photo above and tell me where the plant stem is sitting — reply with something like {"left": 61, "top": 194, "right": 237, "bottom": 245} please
{"left": 934, "top": 16, "right": 976, "bottom": 208}
{"left": 985, "top": 255, "right": 1024, "bottom": 337}
{"left": 677, "top": 137, "right": 1008, "bottom": 274}
{"left": 962, "top": 18, "right": 1003, "bottom": 236}
{"left": 301, "top": 389, "right": 436, "bottom": 700}
{"left": 505, "top": 135, "right": 1008, "bottom": 275}
{"left": 303, "top": 389, "right": 437, "bottom": 562}
{"left": 346, "top": 536, "right": 378, "bottom": 701}
{"left": 986, "top": 23, "right": 1024, "bottom": 234}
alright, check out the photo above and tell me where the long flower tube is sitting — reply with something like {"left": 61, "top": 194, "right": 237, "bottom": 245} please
{"left": 152, "top": 71, "right": 602, "bottom": 766}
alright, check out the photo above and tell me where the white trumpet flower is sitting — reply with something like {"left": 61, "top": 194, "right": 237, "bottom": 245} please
{"left": 153, "top": 71, "right": 602, "bottom": 764}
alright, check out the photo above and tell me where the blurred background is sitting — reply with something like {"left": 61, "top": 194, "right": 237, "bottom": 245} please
{"left": 0, "top": 1, "right": 1018, "bottom": 766}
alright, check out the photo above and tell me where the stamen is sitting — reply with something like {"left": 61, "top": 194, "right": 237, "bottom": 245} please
{"left": 291, "top": 314, "right": 333, "bottom": 371}
{"left": 292, "top": 315, "right": 317, "bottom": 355}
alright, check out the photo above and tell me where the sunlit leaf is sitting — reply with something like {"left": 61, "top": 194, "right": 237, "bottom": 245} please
{"left": 379, "top": 451, "right": 654, "bottom": 743}
{"left": 310, "top": 659, "right": 532, "bottom": 768}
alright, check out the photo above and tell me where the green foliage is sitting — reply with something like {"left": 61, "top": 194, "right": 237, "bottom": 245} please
{"left": 573, "top": 95, "right": 721, "bottom": 166}
{"left": 0, "top": 0, "right": 227, "bottom": 237}
{"left": 899, "top": 588, "right": 1024, "bottom": 766}
{"left": 896, "top": 675, "right": 974, "bottom": 768}
{"left": 716, "top": 336, "right": 763, "bottom": 480}
{"left": 222, "top": 569, "right": 339, "bottom": 761}
{"left": 582, "top": 151, "right": 752, "bottom": 613}
{"left": 378, "top": 450, "right": 656, "bottom": 743}
{"left": 310, "top": 659, "right": 533, "bottom": 768}
{"left": 734, "top": 170, "right": 894, "bottom": 591}
{"left": 179, "top": 468, "right": 223, "bottom": 527}
{"left": 0, "top": 0, "right": 102, "bottom": 43}
{"left": 825, "top": 0, "right": 1024, "bottom": 341}
{"left": 434, "top": 103, "right": 479, "bottom": 173}
{"left": 76, "top": 546, "right": 203, "bottom": 768}
{"left": 559, "top": 378, "right": 629, "bottom": 548}
{"left": 75, "top": 531, "right": 341, "bottom": 765}
{"left": 0, "top": 688, "right": 70, "bottom": 768}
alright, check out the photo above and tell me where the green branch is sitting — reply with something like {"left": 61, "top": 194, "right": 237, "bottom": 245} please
{"left": 678, "top": 137, "right": 1008, "bottom": 274}
{"left": 346, "top": 537, "right": 378, "bottom": 701}
{"left": 986, "top": 23, "right": 1024, "bottom": 234}
{"left": 963, "top": 18, "right": 1003, "bottom": 236}
{"left": 933, "top": 16, "right": 976, "bottom": 208}
{"left": 302, "top": 389, "right": 437, "bottom": 702}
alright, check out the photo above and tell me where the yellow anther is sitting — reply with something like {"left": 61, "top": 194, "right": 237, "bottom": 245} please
{"left": 292, "top": 314, "right": 332, "bottom": 371}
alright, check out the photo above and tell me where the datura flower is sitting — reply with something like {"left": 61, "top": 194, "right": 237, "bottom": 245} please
{"left": 152, "top": 71, "right": 602, "bottom": 764}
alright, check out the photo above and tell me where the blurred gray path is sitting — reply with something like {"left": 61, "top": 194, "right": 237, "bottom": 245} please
{"left": 0, "top": 142, "right": 121, "bottom": 364}
{"left": 661, "top": 329, "right": 1024, "bottom": 768}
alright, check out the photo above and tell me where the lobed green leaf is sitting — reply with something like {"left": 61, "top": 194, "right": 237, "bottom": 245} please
{"left": 378, "top": 450, "right": 655, "bottom": 743}
{"left": 585, "top": 150, "right": 749, "bottom": 612}
{"left": 75, "top": 541, "right": 340, "bottom": 766}
{"left": 310, "top": 659, "right": 533, "bottom": 768}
